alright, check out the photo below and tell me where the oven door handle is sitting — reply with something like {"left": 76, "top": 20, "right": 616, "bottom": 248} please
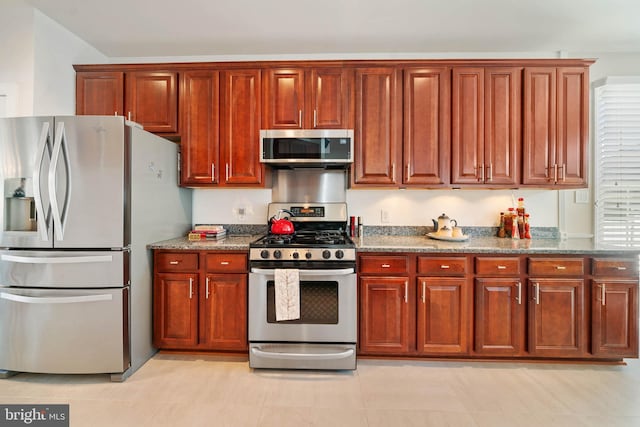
{"left": 251, "top": 347, "right": 355, "bottom": 360}
{"left": 250, "top": 268, "right": 355, "bottom": 276}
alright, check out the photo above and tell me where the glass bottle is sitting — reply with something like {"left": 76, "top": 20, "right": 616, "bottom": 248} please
{"left": 524, "top": 214, "right": 531, "bottom": 239}
{"left": 511, "top": 213, "right": 520, "bottom": 240}
{"left": 498, "top": 212, "right": 506, "bottom": 238}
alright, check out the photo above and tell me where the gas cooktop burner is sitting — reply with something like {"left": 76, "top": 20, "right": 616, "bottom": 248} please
{"left": 252, "top": 231, "right": 352, "bottom": 248}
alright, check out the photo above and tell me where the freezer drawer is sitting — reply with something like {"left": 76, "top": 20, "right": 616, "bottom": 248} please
{"left": 0, "top": 250, "right": 126, "bottom": 288}
{"left": 0, "top": 287, "right": 128, "bottom": 374}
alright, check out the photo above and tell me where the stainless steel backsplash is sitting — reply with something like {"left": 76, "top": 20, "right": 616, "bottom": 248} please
{"left": 271, "top": 169, "right": 348, "bottom": 203}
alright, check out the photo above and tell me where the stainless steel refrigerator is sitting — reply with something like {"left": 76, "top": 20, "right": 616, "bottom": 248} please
{"left": 0, "top": 116, "right": 191, "bottom": 381}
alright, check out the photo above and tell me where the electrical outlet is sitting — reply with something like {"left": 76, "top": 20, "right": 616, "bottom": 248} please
{"left": 381, "top": 209, "right": 390, "bottom": 224}
{"left": 575, "top": 190, "right": 589, "bottom": 204}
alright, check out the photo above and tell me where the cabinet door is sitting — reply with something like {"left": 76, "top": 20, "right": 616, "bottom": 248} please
{"left": 359, "top": 276, "right": 411, "bottom": 353}
{"left": 556, "top": 67, "right": 588, "bottom": 187}
{"left": 309, "top": 68, "right": 352, "bottom": 129}
{"left": 76, "top": 71, "right": 124, "bottom": 116}
{"left": 522, "top": 68, "right": 557, "bottom": 185}
{"left": 451, "top": 68, "right": 484, "bottom": 184}
{"left": 153, "top": 273, "right": 198, "bottom": 348}
{"left": 263, "top": 69, "right": 305, "bottom": 129}
{"left": 475, "top": 278, "right": 524, "bottom": 355}
{"left": 417, "top": 277, "right": 470, "bottom": 354}
{"left": 220, "top": 69, "right": 263, "bottom": 186}
{"left": 592, "top": 280, "right": 639, "bottom": 357}
{"left": 528, "top": 278, "right": 586, "bottom": 357}
{"left": 180, "top": 71, "right": 220, "bottom": 185}
{"left": 484, "top": 68, "right": 520, "bottom": 186}
{"left": 353, "top": 68, "right": 402, "bottom": 186}
{"left": 201, "top": 274, "right": 248, "bottom": 350}
{"left": 125, "top": 71, "right": 178, "bottom": 133}
{"left": 403, "top": 67, "right": 450, "bottom": 186}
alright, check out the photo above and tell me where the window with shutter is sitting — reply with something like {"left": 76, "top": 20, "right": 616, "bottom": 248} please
{"left": 594, "top": 78, "right": 640, "bottom": 246}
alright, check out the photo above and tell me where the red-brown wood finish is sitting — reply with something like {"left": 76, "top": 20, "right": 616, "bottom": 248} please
{"left": 125, "top": 71, "right": 178, "bottom": 133}
{"left": 417, "top": 277, "right": 470, "bottom": 354}
{"left": 220, "top": 69, "right": 263, "bottom": 186}
{"left": 308, "top": 68, "right": 353, "bottom": 129}
{"left": 359, "top": 276, "right": 411, "bottom": 353}
{"left": 403, "top": 67, "right": 450, "bottom": 186}
{"left": 75, "top": 71, "right": 124, "bottom": 116}
{"left": 154, "top": 273, "right": 198, "bottom": 348}
{"left": 180, "top": 71, "right": 220, "bottom": 185}
{"left": 528, "top": 278, "right": 587, "bottom": 357}
{"left": 201, "top": 274, "right": 248, "bottom": 350}
{"left": 352, "top": 67, "right": 402, "bottom": 186}
{"left": 417, "top": 256, "right": 467, "bottom": 276}
{"left": 475, "top": 278, "right": 524, "bottom": 355}
{"left": 592, "top": 280, "right": 639, "bottom": 357}
{"left": 263, "top": 69, "right": 305, "bottom": 129}
{"left": 556, "top": 67, "right": 589, "bottom": 186}
{"left": 452, "top": 68, "right": 484, "bottom": 184}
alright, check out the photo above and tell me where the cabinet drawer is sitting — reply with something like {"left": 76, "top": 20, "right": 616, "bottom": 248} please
{"left": 528, "top": 257, "right": 584, "bottom": 276}
{"left": 475, "top": 257, "right": 521, "bottom": 275}
{"left": 359, "top": 255, "right": 409, "bottom": 274}
{"left": 592, "top": 258, "right": 639, "bottom": 277}
{"left": 155, "top": 252, "right": 199, "bottom": 272}
{"left": 417, "top": 256, "right": 467, "bottom": 275}
{"left": 205, "top": 253, "right": 247, "bottom": 273}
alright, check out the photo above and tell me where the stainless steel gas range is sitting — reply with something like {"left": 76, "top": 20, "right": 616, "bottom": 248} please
{"left": 248, "top": 202, "right": 357, "bottom": 370}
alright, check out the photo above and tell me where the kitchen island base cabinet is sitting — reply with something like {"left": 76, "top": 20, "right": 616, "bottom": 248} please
{"left": 153, "top": 251, "right": 248, "bottom": 352}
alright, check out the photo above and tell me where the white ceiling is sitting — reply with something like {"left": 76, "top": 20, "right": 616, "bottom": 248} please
{"left": 26, "top": 0, "right": 640, "bottom": 58}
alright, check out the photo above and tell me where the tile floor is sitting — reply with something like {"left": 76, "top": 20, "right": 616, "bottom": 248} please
{"left": 1, "top": 354, "right": 640, "bottom": 426}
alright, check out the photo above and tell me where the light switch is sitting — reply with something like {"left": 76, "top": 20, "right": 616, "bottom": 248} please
{"left": 575, "top": 190, "right": 589, "bottom": 204}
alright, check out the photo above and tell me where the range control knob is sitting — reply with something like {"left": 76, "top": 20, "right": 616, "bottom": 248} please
{"left": 335, "top": 250, "right": 344, "bottom": 259}
{"left": 292, "top": 252, "right": 299, "bottom": 259}
{"left": 305, "top": 252, "right": 313, "bottom": 260}
{"left": 273, "top": 250, "right": 282, "bottom": 259}
{"left": 322, "top": 250, "right": 331, "bottom": 259}
{"left": 260, "top": 250, "right": 269, "bottom": 259}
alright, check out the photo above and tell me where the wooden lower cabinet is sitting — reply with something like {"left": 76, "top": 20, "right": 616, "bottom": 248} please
{"left": 417, "top": 277, "right": 470, "bottom": 354}
{"left": 154, "top": 273, "right": 198, "bottom": 348}
{"left": 528, "top": 278, "right": 587, "bottom": 357}
{"left": 592, "top": 280, "right": 639, "bottom": 357}
{"left": 153, "top": 251, "right": 247, "bottom": 352}
{"left": 474, "top": 278, "right": 524, "bottom": 355}
{"left": 359, "top": 276, "right": 412, "bottom": 353}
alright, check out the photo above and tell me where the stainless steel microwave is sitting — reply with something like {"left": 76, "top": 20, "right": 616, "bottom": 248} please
{"left": 260, "top": 129, "right": 354, "bottom": 166}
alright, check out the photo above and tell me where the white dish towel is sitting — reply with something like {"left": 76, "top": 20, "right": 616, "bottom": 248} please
{"left": 274, "top": 268, "right": 300, "bottom": 321}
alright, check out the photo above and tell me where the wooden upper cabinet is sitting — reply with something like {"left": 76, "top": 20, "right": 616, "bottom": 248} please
{"left": 125, "top": 71, "right": 178, "bottom": 133}
{"left": 76, "top": 71, "right": 124, "bottom": 116}
{"left": 220, "top": 69, "right": 263, "bottom": 186}
{"left": 180, "top": 71, "right": 220, "bottom": 185}
{"left": 523, "top": 67, "right": 588, "bottom": 187}
{"left": 353, "top": 67, "right": 402, "bottom": 186}
{"left": 263, "top": 67, "right": 352, "bottom": 129}
{"left": 451, "top": 67, "right": 520, "bottom": 186}
{"left": 403, "top": 67, "right": 450, "bottom": 186}
{"left": 263, "top": 69, "right": 305, "bottom": 129}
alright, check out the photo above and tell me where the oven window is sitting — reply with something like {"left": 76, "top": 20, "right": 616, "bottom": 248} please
{"left": 266, "top": 280, "right": 338, "bottom": 324}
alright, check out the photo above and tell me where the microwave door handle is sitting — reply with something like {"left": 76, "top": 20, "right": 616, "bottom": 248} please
{"left": 32, "top": 122, "right": 51, "bottom": 241}
{"left": 250, "top": 268, "right": 355, "bottom": 276}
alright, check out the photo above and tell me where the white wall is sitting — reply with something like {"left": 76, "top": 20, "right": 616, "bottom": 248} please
{"left": 0, "top": 0, "right": 35, "bottom": 116}
{"left": 32, "top": 9, "right": 107, "bottom": 115}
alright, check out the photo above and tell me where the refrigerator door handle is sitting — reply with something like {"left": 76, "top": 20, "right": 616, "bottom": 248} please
{"left": 33, "top": 122, "right": 51, "bottom": 241}
{"left": 1, "top": 254, "right": 113, "bottom": 264}
{"left": 1, "top": 292, "right": 113, "bottom": 304}
{"left": 49, "top": 121, "right": 72, "bottom": 241}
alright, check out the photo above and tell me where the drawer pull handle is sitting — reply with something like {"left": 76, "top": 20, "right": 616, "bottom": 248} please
{"left": 616, "top": 266, "right": 627, "bottom": 271}
{"left": 440, "top": 265, "right": 450, "bottom": 269}
{"left": 555, "top": 266, "right": 566, "bottom": 270}
{"left": 220, "top": 261, "right": 230, "bottom": 265}
{"left": 169, "top": 261, "right": 180, "bottom": 265}
{"left": 497, "top": 265, "right": 507, "bottom": 270}
{"left": 381, "top": 264, "right": 391, "bottom": 268}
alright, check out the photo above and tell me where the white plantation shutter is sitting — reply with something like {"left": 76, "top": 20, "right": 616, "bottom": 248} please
{"left": 595, "top": 79, "right": 640, "bottom": 246}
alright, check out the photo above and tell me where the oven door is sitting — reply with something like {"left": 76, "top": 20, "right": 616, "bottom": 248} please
{"left": 248, "top": 267, "right": 356, "bottom": 369}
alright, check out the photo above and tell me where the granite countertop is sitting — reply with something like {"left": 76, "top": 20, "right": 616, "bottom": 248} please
{"left": 149, "top": 233, "right": 640, "bottom": 255}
